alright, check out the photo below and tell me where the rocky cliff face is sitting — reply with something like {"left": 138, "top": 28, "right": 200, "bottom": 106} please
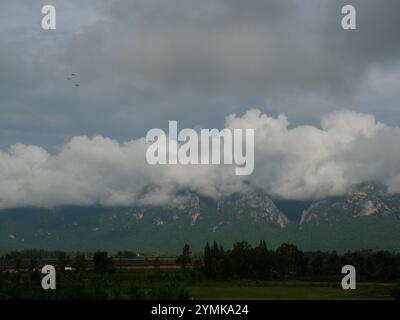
{"left": 176, "top": 192, "right": 202, "bottom": 225}
{"left": 300, "top": 182, "right": 400, "bottom": 226}
{"left": 156, "top": 189, "right": 289, "bottom": 228}
{"left": 218, "top": 191, "right": 289, "bottom": 228}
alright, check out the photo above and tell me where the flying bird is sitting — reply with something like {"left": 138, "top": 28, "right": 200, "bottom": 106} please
{"left": 66, "top": 73, "right": 80, "bottom": 86}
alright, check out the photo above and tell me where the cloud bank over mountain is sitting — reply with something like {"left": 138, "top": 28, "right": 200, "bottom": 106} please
{"left": 1, "top": 109, "right": 399, "bottom": 209}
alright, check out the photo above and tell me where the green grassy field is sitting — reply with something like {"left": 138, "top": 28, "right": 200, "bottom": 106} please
{"left": 112, "top": 270, "right": 396, "bottom": 300}
{"left": 104, "top": 270, "right": 398, "bottom": 300}
{"left": 1, "top": 268, "right": 397, "bottom": 300}
{"left": 188, "top": 281, "right": 395, "bottom": 300}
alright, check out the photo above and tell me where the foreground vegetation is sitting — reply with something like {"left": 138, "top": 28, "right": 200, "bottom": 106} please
{"left": 0, "top": 269, "right": 398, "bottom": 300}
{"left": 189, "top": 280, "right": 396, "bottom": 300}
{"left": 1, "top": 241, "right": 400, "bottom": 300}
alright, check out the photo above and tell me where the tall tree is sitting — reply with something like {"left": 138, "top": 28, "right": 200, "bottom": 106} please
{"left": 93, "top": 252, "right": 114, "bottom": 273}
{"left": 176, "top": 244, "right": 192, "bottom": 269}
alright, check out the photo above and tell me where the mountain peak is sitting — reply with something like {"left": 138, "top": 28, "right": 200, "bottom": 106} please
{"left": 218, "top": 189, "right": 290, "bottom": 228}
{"left": 300, "top": 182, "right": 399, "bottom": 227}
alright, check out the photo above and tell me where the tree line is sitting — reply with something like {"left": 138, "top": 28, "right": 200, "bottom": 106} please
{"left": 176, "top": 241, "right": 400, "bottom": 283}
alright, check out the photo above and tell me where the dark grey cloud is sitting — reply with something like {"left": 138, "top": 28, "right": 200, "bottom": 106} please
{"left": 0, "top": 0, "right": 399, "bottom": 149}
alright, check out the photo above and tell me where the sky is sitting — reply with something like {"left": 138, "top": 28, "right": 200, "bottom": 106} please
{"left": 0, "top": 0, "right": 399, "bottom": 207}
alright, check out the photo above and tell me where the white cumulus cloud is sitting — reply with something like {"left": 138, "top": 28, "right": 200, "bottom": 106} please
{"left": 0, "top": 109, "right": 400, "bottom": 209}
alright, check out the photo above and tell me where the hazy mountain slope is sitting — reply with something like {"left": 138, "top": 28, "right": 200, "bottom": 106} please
{"left": 1, "top": 183, "right": 399, "bottom": 252}
{"left": 0, "top": 190, "right": 292, "bottom": 252}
